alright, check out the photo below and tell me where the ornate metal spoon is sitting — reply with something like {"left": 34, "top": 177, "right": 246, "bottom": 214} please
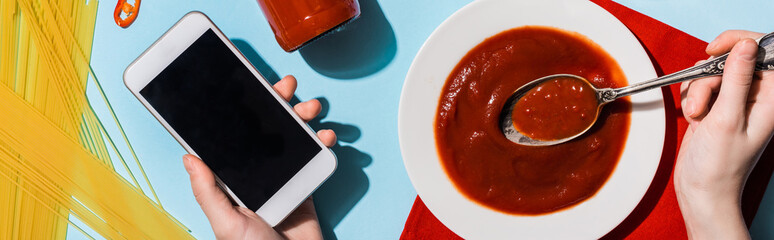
{"left": 501, "top": 32, "right": 774, "bottom": 146}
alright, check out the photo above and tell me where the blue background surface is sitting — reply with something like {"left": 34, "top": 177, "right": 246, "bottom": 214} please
{"left": 67, "top": 0, "right": 774, "bottom": 239}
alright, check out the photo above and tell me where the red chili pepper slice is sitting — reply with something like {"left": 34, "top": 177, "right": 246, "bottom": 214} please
{"left": 114, "top": 0, "right": 141, "bottom": 28}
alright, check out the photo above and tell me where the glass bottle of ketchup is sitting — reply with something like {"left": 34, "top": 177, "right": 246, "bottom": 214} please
{"left": 256, "top": 0, "right": 361, "bottom": 52}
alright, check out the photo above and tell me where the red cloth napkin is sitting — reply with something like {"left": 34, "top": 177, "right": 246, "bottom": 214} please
{"left": 401, "top": 1, "right": 774, "bottom": 239}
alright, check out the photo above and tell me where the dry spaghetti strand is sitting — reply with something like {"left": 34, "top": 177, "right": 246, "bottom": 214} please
{"left": 0, "top": 0, "right": 192, "bottom": 238}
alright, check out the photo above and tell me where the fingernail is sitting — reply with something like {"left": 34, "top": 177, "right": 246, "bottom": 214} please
{"left": 706, "top": 41, "right": 717, "bottom": 52}
{"left": 740, "top": 39, "right": 758, "bottom": 61}
{"left": 741, "top": 54, "right": 756, "bottom": 62}
{"left": 684, "top": 98, "right": 695, "bottom": 117}
{"left": 184, "top": 155, "right": 195, "bottom": 173}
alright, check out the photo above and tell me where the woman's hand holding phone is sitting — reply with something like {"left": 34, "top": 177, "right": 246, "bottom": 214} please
{"left": 183, "top": 75, "right": 336, "bottom": 240}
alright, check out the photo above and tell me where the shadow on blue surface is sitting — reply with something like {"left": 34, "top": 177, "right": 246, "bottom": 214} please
{"left": 309, "top": 98, "right": 371, "bottom": 240}
{"left": 299, "top": 0, "right": 397, "bottom": 79}
{"left": 233, "top": 41, "right": 372, "bottom": 240}
{"left": 233, "top": 39, "right": 282, "bottom": 84}
{"left": 314, "top": 145, "right": 371, "bottom": 240}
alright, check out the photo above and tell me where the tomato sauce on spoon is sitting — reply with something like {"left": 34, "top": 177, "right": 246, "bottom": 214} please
{"left": 511, "top": 76, "right": 600, "bottom": 141}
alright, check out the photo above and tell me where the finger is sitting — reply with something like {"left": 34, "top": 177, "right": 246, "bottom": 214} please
{"left": 276, "top": 198, "right": 323, "bottom": 240}
{"left": 747, "top": 71, "right": 773, "bottom": 102}
{"left": 694, "top": 59, "right": 709, "bottom": 68}
{"left": 747, "top": 72, "right": 774, "bottom": 136}
{"left": 235, "top": 206, "right": 262, "bottom": 222}
{"left": 273, "top": 75, "right": 298, "bottom": 102}
{"left": 679, "top": 60, "right": 711, "bottom": 105}
{"left": 317, "top": 129, "right": 337, "bottom": 147}
{"left": 684, "top": 76, "right": 721, "bottom": 119}
{"left": 233, "top": 206, "right": 287, "bottom": 239}
{"left": 183, "top": 154, "right": 238, "bottom": 225}
{"left": 294, "top": 99, "right": 322, "bottom": 122}
{"left": 706, "top": 30, "right": 764, "bottom": 56}
{"left": 710, "top": 38, "right": 758, "bottom": 123}
{"left": 680, "top": 81, "right": 690, "bottom": 98}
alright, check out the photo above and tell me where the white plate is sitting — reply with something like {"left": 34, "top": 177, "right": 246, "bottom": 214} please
{"left": 398, "top": 0, "right": 664, "bottom": 239}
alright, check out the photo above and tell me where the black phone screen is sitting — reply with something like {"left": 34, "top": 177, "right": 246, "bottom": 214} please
{"left": 140, "top": 29, "right": 321, "bottom": 211}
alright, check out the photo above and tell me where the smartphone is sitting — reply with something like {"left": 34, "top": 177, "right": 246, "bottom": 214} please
{"left": 123, "top": 12, "right": 336, "bottom": 226}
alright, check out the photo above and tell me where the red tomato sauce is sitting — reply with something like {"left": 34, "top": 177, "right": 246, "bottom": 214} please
{"left": 435, "top": 26, "right": 631, "bottom": 215}
{"left": 512, "top": 76, "right": 600, "bottom": 141}
{"left": 257, "top": 0, "right": 360, "bottom": 52}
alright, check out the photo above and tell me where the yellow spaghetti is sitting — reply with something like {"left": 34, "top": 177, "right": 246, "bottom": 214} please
{"left": 0, "top": 0, "right": 193, "bottom": 238}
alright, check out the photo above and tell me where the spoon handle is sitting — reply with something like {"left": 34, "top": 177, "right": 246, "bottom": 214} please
{"left": 599, "top": 32, "right": 774, "bottom": 103}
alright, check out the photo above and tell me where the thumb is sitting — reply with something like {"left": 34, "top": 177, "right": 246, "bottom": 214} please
{"left": 183, "top": 154, "right": 239, "bottom": 226}
{"left": 711, "top": 38, "right": 758, "bottom": 122}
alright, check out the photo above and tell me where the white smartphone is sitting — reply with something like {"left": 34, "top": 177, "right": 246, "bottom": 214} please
{"left": 123, "top": 11, "right": 336, "bottom": 226}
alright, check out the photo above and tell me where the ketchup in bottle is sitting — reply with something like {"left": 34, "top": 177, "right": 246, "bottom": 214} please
{"left": 256, "top": 0, "right": 361, "bottom": 52}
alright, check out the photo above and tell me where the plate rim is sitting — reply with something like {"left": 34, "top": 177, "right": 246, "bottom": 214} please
{"left": 398, "top": 0, "right": 665, "bottom": 239}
